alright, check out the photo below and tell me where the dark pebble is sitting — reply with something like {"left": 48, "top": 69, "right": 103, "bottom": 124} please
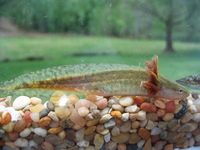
{"left": 45, "top": 134, "right": 62, "bottom": 146}
{"left": 33, "top": 134, "right": 44, "bottom": 144}
{"left": 127, "top": 144, "right": 138, "bottom": 150}
{"left": 191, "top": 91, "right": 199, "bottom": 99}
{"left": 39, "top": 108, "right": 50, "bottom": 118}
{"left": 174, "top": 105, "right": 188, "bottom": 119}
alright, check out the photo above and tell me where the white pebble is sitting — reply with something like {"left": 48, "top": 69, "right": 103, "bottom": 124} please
{"left": 101, "top": 107, "right": 110, "bottom": 116}
{"left": 5, "top": 107, "right": 15, "bottom": 113}
{"left": 119, "top": 96, "right": 134, "bottom": 106}
{"left": 13, "top": 96, "right": 31, "bottom": 110}
{"left": 77, "top": 140, "right": 89, "bottom": 147}
{"left": 193, "top": 113, "right": 200, "bottom": 122}
{"left": 0, "top": 105, "right": 5, "bottom": 112}
{"left": 11, "top": 111, "right": 22, "bottom": 121}
{"left": 151, "top": 127, "right": 162, "bottom": 135}
{"left": 121, "top": 113, "right": 129, "bottom": 122}
{"left": 48, "top": 111, "right": 59, "bottom": 122}
{"left": 137, "top": 111, "right": 146, "bottom": 121}
{"left": 100, "top": 114, "right": 112, "bottom": 123}
{"left": 112, "top": 104, "right": 124, "bottom": 112}
{"left": 28, "top": 140, "right": 38, "bottom": 148}
{"left": 104, "top": 133, "right": 111, "bottom": 143}
{"left": 14, "top": 138, "right": 28, "bottom": 147}
{"left": 125, "top": 105, "right": 139, "bottom": 113}
{"left": 189, "top": 105, "right": 198, "bottom": 114}
{"left": 58, "top": 95, "right": 70, "bottom": 107}
{"left": 33, "top": 128, "right": 47, "bottom": 137}
{"left": 20, "top": 128, "right": 31, "bottom": 137}
{"left": 78, "top": 107, "right": 89, "bottom": 117}
{"left": 30, "top": 112, "right": 40, "bottom": 122}
{"left": 137, "top": 140, "right": 146, "bottom": 148}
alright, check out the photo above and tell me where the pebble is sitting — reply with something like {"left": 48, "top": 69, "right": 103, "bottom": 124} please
{"left": 131, "top": 121, "right": 140, "bottom": 129}
{"left": 41, "top": 141, "right": 54, "bottom": 150}
{"left": 85, "top": 113, "right": 94, "bottom": 120}
{"left": 151, "top": 127, "right": 162, "bottom": 135}
{"left": 14, "top": 138, "right": 28, "bottom": 147}
{"left": 68, "top": 94, "right": 79, "bottom": 105}
{"left": 1, "top": 111, "right": 11, "bottom": 125}
{"left": 86, "top": 118, "right": 99, "bottom": 126}
{"left": 84, "top": 126, "right": 96, "bottom": 135}
{"left": 55, "top": 106, "right": 71, "bottom": 119}
{"left": 10, "top": 111, "right": 22, "bottom": 122}
{"left": 78, "top": 107, "right": 89, "bottom": 117}
{"left": 30, "top": 112, "right": 40, "bottom": 122}
{"left": 146, "top": 113, "right": 158, "bottom": 121}
{"left": 165, "top": 101, "right": 176, "bottom": 113}
{"left": 100, "top": 107, "right": 110, "bottom": 116}
{"left": 121, "top": 113, "right": 129, "bottom": 122}
{"left": 111, "top": 126, "right": 121, "bottom": 136}
{"left": 2, "top": 122, "right": 15, "bottom": 132}
{"left": 105, "top": 141, "right": 117, "bottom": 150}
{"left": 119, "top": 96, "right": 134, "bottom": 106}
{"left": 0, "top": 129, "right": 5, "bottom": 138}
{"left": 14, "top": 119, "right": 26, "bottom": 132}
{"left": 38, "top": 116, "right": 51, "bottom": 128}
{"left": 111, "top": 133, "right": 130, "bottom": 143}
{"left": 75, "top": 99, "right": 91, "bottom": 109}
{"left": 58, "top": 130, "right": 66, "bottom": 140}
{"left": 140, "top": 103, "right": 157, "bottom": 113}
{"left": 180, "top": 111, "right": 193, "bottom": 123}
{"left": 46, "top": 101, "right": 55, "bottom": 111}
{"left": 8, "top": 132, "right": 18, "bottom": 141}
{"left": 157, "top": 109, "right": 166, "bottom": 117}
{"left": 193, "top": 113, "right": 200, "bottom": 122}
{"left": 112, "top": 104, "right": 124, "bottom": 112}
{"left": 117, "top": 144, "right": 126, "bottom": 150}
{"left": 104, "top": 133, "right": 111, "bottom": 143}
{"left": 128, "top": 133, "right": 141, "bottom": 144}
{"left": 23, "top": 111, "right": 32, "bottom": 123}
{"left": 77, "top": 140, "right": 89, "bottom": 147}
{"left": 70, "top": 110, "right": 86, "bottom": 128}
{"left": 48, "top": 127, "right": 63, "bottom": 134}
{"left": 111, "top": 110, "right": 122, "bottom": 118}
{"left": 58, "top": 95, "right": 70, "bottom": 107}
{"left": 143, "top": 138, "right": 152, "bottom": 150}
{"left": 136, "top": 111, "right": 146, "bottom": 121}
{"left": 137, "top": 139, "right": 146, "bottom": 148}
{"left": 45, "top": 134, "right": 62, "bottom": 145}
{"left": 162, "top": 113, "right": 174, "bottom": 122}
{"left": 104, "top": 119, "right": 116, "bottom": 129}
{"left": 65, "top": 129, "right": 75, "bottom": 141}
{"left": 120, "top": 121, "right": 131, "bottom": 133}
{"left": 91, "top": 109, "right": 101, "bottom": 119}
{"left": 189, "top": 105, "right": 198, "bottom": 114}
{"left": 29, "top": 103, "right": 45, "bottom": 113}
{"left": 75, "top": 127, "right": 85, "bottom": 141}
{"left": 94, "top": 134, "right": 104, "bottom": 149}
{"left": 33, "top": 128, "right": 47, "bottom": 137}
{"left": 145, "top": 120, "right": 155, "bottom": 130}
{"left": 95, "top": 98, "right": 108, "bottom": 110}
{"left": 30, "top": 97, "right": 42, "bottom": 105}
{"left": 154, "top": 99, "right": 165, "bottom": 109}
{"left": 13, "top": 96, "right": 31, "bottom": 110}
{"left": 100, "top": 129, "right": 110, "bottom": 135}
{"left": 138, "top": 128, "right": 150, "bottom": 140}
{"left": 48, "top": 111, "right": 59, "bottom": 122}
{"left": 19, "top": 128, "right": 31, "bottom": 137}
{"left": 125, "top": 105, "right": 139, "bottom": 113}
{"left": 39, "top": 108, "right": 50, "bottom": 118}
{"left": 179, "top": 122, "right": 198, "bottom": 132}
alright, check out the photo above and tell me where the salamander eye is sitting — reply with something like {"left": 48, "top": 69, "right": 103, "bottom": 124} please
{"left": 179, "top": 89, "right": 183, "bottom": 93}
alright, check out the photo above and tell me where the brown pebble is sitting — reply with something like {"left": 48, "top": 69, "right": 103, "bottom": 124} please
{"left": 128, "top": 133, "right": 141, "bottom": 144}
{"left": 143, "top": 138, "right": 152, "bottom": 150}
{"left": 41, "top": 141, "right": 54, "bottom": 150}
{"left": 38, "top": 116, "right": 52, "bottom": 128}
{"left": 48, "top": 127, "right": 63, "bottom": 134}
{"left": 86, "top": 119, "right": 100, "bottom": 127}
{"left": 164, "top": 144, "right": 173, "bottom": 150}
{"left": 45, "top": 134, "right": 62, "bottom": 146}
{"left": 151, "top": 134, "right": 160, "bottom": 143}
{"left": 65, "top": 129, "right": 75, "bottom": 141}
{"left": 138, "top": 128, "right": 150, "bottom": 140}
{"left": 111, "top": 133, "right": 130, "bottom": 144}
{"left": 14, "top": 119, "right": 26, "bottom": 132}
{"left": 0, "top": 140, "right": 5, "bottom": 146}
{"left": 1, "top": 111, "right": 11, "bottom": 125}
{"left": 84, "top": 126, "right": 96, "bottom": 135}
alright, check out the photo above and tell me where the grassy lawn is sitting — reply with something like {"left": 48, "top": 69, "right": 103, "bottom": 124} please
{"left": 0, "top": 35, "right": 200, "bottom": 84}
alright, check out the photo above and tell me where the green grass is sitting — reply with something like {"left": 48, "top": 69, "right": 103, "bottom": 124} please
{"left": 0, "top": 35, "right": 200, "bottom": 84}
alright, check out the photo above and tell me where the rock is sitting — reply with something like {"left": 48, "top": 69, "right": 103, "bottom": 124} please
{"left": 165, "top": 101, "right": 176, "bottom": 113}
{"left": 136, "top": 111, "right": 146, "bottom": 121}
{"left": 30, "top": 97, "right": 42, "bottom": 105}
{"left": 151, "top": 127, "right": 162, "bottom": 135}
{"left": 14, "top": 119, "right": 26, "bottom": 132}
{"left": 77, "top": 140, "right": 89, "bottom": 148}
{"left": 168, "top": 118, "right": 179, "bottom": 129}
{"left": 65, "top": 129, "right": 75, "bottom": 141}
{"left": 154, "top": 140, "right": 167, "bottom": 150}
{"left": 143, "top": 138, "right": 152, "bottom": 150}
{"left": 138, "top": 128, "right": 150, "bottom": 140}
{"left": 180, "top": 111, "right": 193, "bottom": 124}
{"left": 194, "top": 134, "right": 200, "bottom": 142}
{"left": 39, "top": 108, "right": 50, "bottom": 118}
{"left": 179, "top": 122, "right": 198, "bottom": 132}
{"left": 38, "top": 116, "right": 51, "bottom": 128}
{"left": 111, "top": 110, "right": 122, "bottom": 119}
{"left": 58, "top": 95, "right": 70, "bottom": 107}
{"left": 96, "top": 124, "right": 105, "bottom": 134}
{"left": 111, "top": 126, "right": 121, "bottom": 136}
{"left": 70, "top": 110, "right": 86, "bottom": 128}
{"left": 48, "top": 127, "right": 63, "bottom": 134}
{"left": 10, "top": 111, "right": 22, "bottom": 122}
{"left": 29, "top": 103, "right": 45, "bottom": 113}
{"left": 48, "top": 111, "right": 59, "bottom": 122}
{"left": 84, "top": 132, "right": 96, "bottom": 142}
{"left": 8, "top": 132, "right": 18, "bottom": 141}
{"left": 19, "top": 128, "right": 31, "bottom": 138}
{"left": 137, "top": 139, "right": 146, "bottom": 148}
{"left": 128, "top": 133, "right": 141, "bottom": 144}
{"left": 58, "top": 130, "right": 66, "bottom": 140}
{"left": 84, "top": 126, "right": 96, "bottom": 135}
{"left": 121, "top": 113, "right": 129, "bottom": 122}
{"left": 75, "top": 99, "right": 91, "bottom": 109}
{"left": 41, "top": 141, "right": 54, "bottom": 150}
{"left": 105, "top": 141, "right": 117, "bottom": 150}
{"left": 164, "top": 144, "right": 173, "bottom": 150}
{"left": 162, "top": 113, "right": 174, "bottom": 122}
{"left": 189, "top": 105, "right": 198, "bottom": 114}
{"left": 112, "top": 104, "right": 124, "bottom": 112}
{"left": 95, "top": 98, "right": 108, "bottom": 110}
{"left": 23, "top": 111, "right": 32, "bottom": 123}
{"left": 120, "top": 120, "right": 131, "bottom": 133}
{"left": 125, "top": 105, "right": 138, "bottom": 113}
{"left": 0, "top": 129, "right": 5, "bottom": 138}
{"left": 68, "top": 94, "right": 79, "bottom": 105}
{"left": 91, "top": 109, "right": 101, "bottom": 119}
{"left": 104, "top": 133, "right": 111, "bottom": 143}
{"left": 193, "top": 113, "right": 200, "bottom": 122}
{"left": 140, "top": 102, "right": 157, "bottom": 113}
{"left": 78, "top": 107, "right": 89, "bottom": 117}
{"left": 30, "top": 112, "right": 40, "bottom": 122}
{"left": 100, "top": 114, "right": 112, "bottom": 124}
{"left": 46, "top": 101, "right": 55, "bottom": 111}
{"left": 2, "top": 122, "right": 15, "bottom": 132}
{"left": 145, "top": 120, "right": 155, "bottom": 130}
{"left": 33, "top": 128, "right": 47, "bottom": 137}
{"left": 111, "top": 133, "right": 130, "bottom": 144}
{"left": 99, "top": 129, "right": 109, "bottom": 135}
{"left": 14, "top": 138, "right": 28, "bottom": 147}
{"left": 75, "top": 127, "right": 85, "bottom": 141}
{"left": 117, "top": 144, "right": 126, "bottom": 150}
{"left": 94, "top": 134, "right": 104, "bottom": 149}
{"left": 157, "top": 109, "right": 166, "bottom": 118}
{"left": 151, "top": 134, "right": 160, "bottom": 143}
{"left": 158, "top": 121, "right": 168, "bottom": 130}
{"left": 85, "top": 113, "right": 94, "bottom": 120}
{"left": 13, "top": 96, "right": 30, "bottom": 110}
{"left": 101, "top": 107, "right": 110, "bottom": 116}
{"left": 86, "top": 118, "right": 99, "bottom": 126}
{"left": 45, "top": 134, "right": 62, "bottom": 145}
{"left": 154, "top": 99, "right": 165, "bottom": 109}
{"left": 119, "top": 96, "right": 134, "bottom": 106}
{"left": 33, "top": 134, "right": 44, "bottom": 144}
{"left": 28, "top": 140, "right": 38, "bottom": 148}
{"left": 1, "top": 111, "right": 11, "bottom": 125}
{"left": 104, "top": 119, "right": 116, "bottom": 129}
{"left": 55, "top": 106, "right": 71, "bottom": 120}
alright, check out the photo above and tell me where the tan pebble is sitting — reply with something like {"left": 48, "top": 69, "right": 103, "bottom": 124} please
{"left": 179, "top": 122, "right": 198, "bottom": 132}
{"left": 2, "top": 122, "right": 15, "bottom": 132}
{"left": 117, "top": 144, "right": 126, "bottom": 150}
{"left": 14, "top": 119, "right": 26, "bottom": 132}
{"left": 68, "top": 94, "right": 79, "bottom": 105}
{"left": 55, "top": 106, "right": 71, "bottom": 119}
{"left": 111, "top": 111, "right": 122, "bottom": 118}
{"left": 94, "top": 134, "right": 104, "bottom": 149}
{"left": 84, "top": 132, "right": 96, "bottom": 142}
{"left": 30, "top": 97, "right": 42, "bottom": 105}
{"left": 111, "top": 133, "right": 130, "bottom": 144}
{"left": 112, "top": 104, "right": 124, "bottom": 112}
{"left": 120, "top": 120, "right": 131, "bottom": 133}
{"left": 50, "top": 91, "right": 65, "bottom": 105}
{"left": 85, "top": 145, "right": 96, "bottom": 150}
{"left": 145, "top": 120, "right": 156, "bottom": 130}
{"left": 146, "top": 113, "right": 158, "bottom": 121}
{"left": 86, "top": 118, "right": 99, "bottom": 127}
{"left": 29, "top": 103, "right": 45, "bottom": 113}
{"left": 96, "top": 124, "right": 105, "bottom": 133}
{"left": 48, "top": 111, "right": 59, "bottom": 122}
{"left": 162, "top": 113, "right": 174, "bottom": 122}
{"left": 75, "top": 99, "right": 91, "bottom": 109}
{"left": 1, "top": 111, "right": 11, "bottom": 125}
{"left": 48, "top": 127, "right": 63, "bottom": 134}
{"left": 85, "top": 113, "right": 94, "bottom": 120}
{"left": 38, "top": 116, "right": 51, "bottom": 128}
{"left": 143, "top": 138, "right": 152, "bottom": 150}
{"left": 128, "top": 133, "right": 141, "bottom": 144}
{"left": 138, "top": 128, "right": 150, "bottom": 140}
{"left": 111, "top": 126, "right": 121, "bottom": 136}
{"left": 164, "top": 144, "right": 173, "bottom": 150}
{"left": 84, "top": 126, "right": 96, "bottom": 135}
{"left": 100, "top": 114, "right": 112, "bottom": 124}
{"left": 154, "top": 99, "right": 165, "bottom": 109}
{"left": 100, "top": 129, "right": 109, "bottom": 135}
{"left": 131, "top": 121, "right": 140, "bottom": 129}
{"left": 58, "top": 130, "right": 66, "bottom": 140}
{"left": 119, "top": 96, "right": 134, "bottom": 106}
{"left": 180, "top": 111, "right": 193, "bottom": 124}
{"left": 41, "top": 141, "right": 54, "bottom": 150}
{"left": 5, "top": 141, "right": 19, "bottom": 149}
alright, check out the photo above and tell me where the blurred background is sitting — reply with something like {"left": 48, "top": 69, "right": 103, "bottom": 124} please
{"left": 0, "top": 0, "right": 200, "bottom": 83}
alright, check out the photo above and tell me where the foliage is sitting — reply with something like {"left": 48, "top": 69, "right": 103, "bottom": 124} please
{"left": 2, "top": 0, "right": 200, "bottom": 42}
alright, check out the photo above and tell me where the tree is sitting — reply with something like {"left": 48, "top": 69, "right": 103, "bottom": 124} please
{"left": 140, "top": 0, "right": 200, "bottom": 53}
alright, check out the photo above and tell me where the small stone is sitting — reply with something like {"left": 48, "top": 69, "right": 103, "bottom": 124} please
{"left": 165, "top": 101, "right": 176, "bottom": 113}
{"left": 94, "top": 134, "right": 104, "bottom": 149}
{"left": 14, "top": 119, "right": 26, "bottom": 132}
{"left": 154, "top": 99, "right": 165, "bottom": 109}
{"left": 48, "top": 127, "right": 63, "bottom": 134}
{"left": 23, "top": 111, "right": 32, "bottom": 123}
{"left": 194, "top": 134, "right": 200, "bottom": 142}
{"left": 41, "top": 141, "right": 54, "bottom": 150}
{"left": 128, "top": 133, "right": 141, "bottom": 144}
{"left": 30, "top": 112, "right": 40, "bottom": 122}
{"left": 29, "top": 103, "right": 45, "bottom": 113}
{"left": 55, "top": 106, "right": 71, "bottom": 119}
{"left": 156, "top": 109, "right": 166, "bottom": 118}
{"left": 131, "top": 121, "right": 140, "bottom": 129}
{"left": 38, "top": 116, "right": 51, "bottom": 128}
{"left": 58, "top": 130, "right": 66, "bottom": 140}
{"left": 77, "top": 140, "right": 89, "bottom": 148}
{"left": 104, "top": 119, "right": 116, "bottom": 129}
{"left": 164, "top": 144, "right": 173, "bottom": 150}
{"left": 188, "top": 137, "right": 195, "bottom": 147}
{"left": 104, "top": 133, "right": 111, "bottom": 143}
{"left": 138, "top": 128, "right": 150, "bottom": 140}
{"left": 33, "top": 134, "right": 44, "bottom": 144}
{"left": 50, "top": 91, "right": 65, "bottom": 104}
{"left": 100, "top": 114, "right": 112, "bottom": 123}
{"left": 111, "top": 110, "right": 122, "bottom": 118}
{"left": 140, "top": 102, "right": 157, "bottom": 113}
{"left": 111, "top": 133, "right": 130, "bottom": 143}
{"left": 45, "top": 134, "right": 62, "bottom": 145}
{"left": 151, "top": 127, "right": 162, "bottom": 135}
{"left": 68, "top": 94, "right": 79, "bottom": 105}
{"left": 28, "top": 140, "right": 38, "bottom": 148}
{"left": 174, "top": 104, "right": 183, "bottom": 114}
{"left": 120, "top": 120, "right": 131, "bottom": 133}
{"left": 46, "top": 101, "right": 55, "bottom": 111}
{"left": 154, "top": 140, "right": 166, "bottom": 150}
{"left": 75, "top": 99, "right": 91, "bottom": 109}
{"left": 66, "top": 129, "right": 75, "bottom": 141}
{"left": 85, "top": 113, "right": 94, "bottom": 120}
{"left": 100, "top": 129, "right": 110, "bottom": 135}
{"left": 95, "top": 98, "right": 108, "bottom": 110}
{"left": 84, "top": 132, "right": 96, "bottom": 142}
{"left": 105, "top": 141, "right": 117, "bottom": 150}
{"left": 137, "top": 111, "right": 146, "bottom": 121}
{"left": 179, "top": 122, "right": 198, "bottom": 132}
{"left": 48, "top": 111, "right": 59, "bottom": 122}
{"left": 112, "top": 104, "right": 124, "bottom": 112}
{"left": 125, "top": 105, "right": 139, "bottom": 113}
{"left": 119, "top": 96, "right": 134, "bottom": 106}
{"left": 162, "top": 113, "right": 174, "bottom": 122}
{"left": 146, "top": 113, "right": 158, "bottom": 121}
{"left": 91, "top": 109, "right": 101, "bottom": 119}
{"left": 2, "top": 122, "right": 15, "bottom": 132}
{"left": 84, "top": 126, "right": 96, "bottom": 135}
{"left": 189, "top": 105, "right": 198, "bottom": 113}
{"left": 70, "top": 110, "right": 86, "bottom": 128}
{"left": 19, "top": 128, "right": 31, "bottom": 138}
{"left": 143, "top": 138, "right": 152, "bottom": 150}
{"left": 151, "top": 134, "right": 160, "bottom": 143}
{"left": 168, "top": 118, "right": 179, "bottom": 129}
{"left": 137, "top": 139, "right": 146, "bottom": 148}
{"left": 1, "top": 111, "right": 11, "bottom": 125}
{"left": 0, "top": 129, "right": 5, "bottom": 138}
{"left": 101, "top": 107, "right": 110, "bottom": 116}
{"left": 117, "top": 144, "right": 126, "bottom": 150}
{"left": 180, "top": 111, "right": 193, "bottom": 124}
{"left": 78, "top": 107, "right": 89, "bottom": 117}
{"left": 146, "top": 120, "right": 156, "bottom": 130}
{"left": 86, "top": 118, "right": 99, "bottom": 126}
{"left": 8, "top": 132, "right": 18, "bottom": 141}
{"left": 111, "top": 126, "right": 121, "bottom": 136}
{"left": 39, "top": 108, "right": 50, "bottom": 118}
{"left": 33, "top": 128, "right": 47, "bottom": 137}
{"left": 192, "top": 113, "right": 200, "bottom": 122}
{"left": 58, "top": 95, "right": 70, "bottom": 107}
{"left": 121, "top": 113, "right": 129, "bottom": 122}
{"left": 75, "top": 127, "right": 85, "bottom": 141}
{"left": 30, "top": 97, "right": 42, "bottom": 105}
{"left": 14, "top": 138, "right": 28, "bottom": 147}
{"left": 13, "top": 96, "right": 31, "bottom": 110}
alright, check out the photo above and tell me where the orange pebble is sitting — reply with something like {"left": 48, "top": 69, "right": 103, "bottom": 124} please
{"left": 138, "top": 128, "right": 150, "bottom": 140}
{"left": 133, "top": 96, "right": 145, "bottom": 106}
{"left": 1, "top": 111, "right": 11, "bottom": 125}
{"left": 23, "top": 111, "right": 33, "bottom": 123}
{"left": 111, "top": 111, "right": 122, "bottom": 119}
{"left": 157, "top": 109, "right": 166, "bottom": 118}
{"left": 140, "top": 102, "right": 157, "bottom": 113}
{"left": 165, "top": 101, "right": 176, "bottom": 113}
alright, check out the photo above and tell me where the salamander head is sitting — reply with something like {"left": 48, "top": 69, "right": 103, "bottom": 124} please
{"left": 154, "top": 76, "right": 190, "bottom": 100}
